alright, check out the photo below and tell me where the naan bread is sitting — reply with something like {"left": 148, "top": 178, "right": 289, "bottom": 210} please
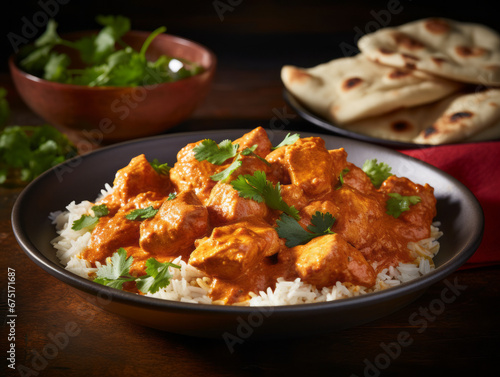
{"left": 358, "top": 17, "right": 500, "bottom": 85}
{"left": 281, "top": 54, "right": 462, "bottom": 124}
{"left": 342, "top": 89, "right": 500, "bottom": 144}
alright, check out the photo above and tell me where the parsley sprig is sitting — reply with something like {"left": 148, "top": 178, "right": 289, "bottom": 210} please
{"left": 94, "top": 248, "right": 181, "bottom": 294}
{"left": 276, "top": 211, "right": 336, "bottom": 248}
{"left": 386, "top": 193, "right": 421, "bottom": 218}
{"left": 230, "top": 171, "right": 300, "bottom": 220}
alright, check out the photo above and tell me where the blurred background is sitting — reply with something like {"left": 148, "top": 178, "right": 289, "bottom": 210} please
{"left": 2, "top": 0, "right": 499, "bottom": 135}
{"left": 2, "top": 0, "right": 499, "bottom": 71}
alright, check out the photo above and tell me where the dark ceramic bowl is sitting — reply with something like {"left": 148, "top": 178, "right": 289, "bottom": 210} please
{"left": 11, "top": 129, "right": 484, "bottom": 339}
{"left": 9, "top": 31, "right": 216, "bottom": 141}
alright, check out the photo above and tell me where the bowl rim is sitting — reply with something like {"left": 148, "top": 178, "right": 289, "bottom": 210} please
{"left": 11, "top": 128, "right": 485, "bottom": 316}
{"left": 8, "top": 30, "right": 217, "bottom": 90}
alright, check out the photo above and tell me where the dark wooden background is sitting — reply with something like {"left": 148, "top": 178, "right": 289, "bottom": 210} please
{"left": 1, "top": 1, "right": 500, "bottom": 376}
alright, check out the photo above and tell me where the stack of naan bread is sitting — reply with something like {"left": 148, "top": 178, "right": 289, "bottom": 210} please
{"left": 281, "top": 18, "right": 500, "bottom": 144}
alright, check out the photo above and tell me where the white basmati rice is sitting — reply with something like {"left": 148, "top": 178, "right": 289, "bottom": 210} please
{"left": 50, "top": 185, "right": 442, "bottom": 306}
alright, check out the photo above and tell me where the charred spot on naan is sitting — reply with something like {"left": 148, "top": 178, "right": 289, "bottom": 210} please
{"left": 388, "top": 69, "right": 412, "bottom": 79}
{"left": 391, "top": 120, "right": 414, "bottom": 133}
{"left": 448, "top": 111, "right": 474, "bottom": 122}
{"left": 431, "top": 57, "right": 448, "bottom": 66}
{"left": 455, "top": 45, "right": 487, "bottom": 58}
{"left": 424, "top": 18, "right": 451, "bottom": 34}
{"left": 379, "top": 48, "right": 395, "bottom": 55}
{"left": 342, "top": 77, "right": 363, "bottom": 91}
{"left": 392, "top": 32, "right": 425, "bottom": 50}
{"left": 422, "top": 125, "right": 438, "bottom": 137}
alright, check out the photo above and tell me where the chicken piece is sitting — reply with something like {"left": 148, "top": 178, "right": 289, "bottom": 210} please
{"left": 83, "top": 210, "right": 141, "bottom": 265}
{"left": 284, "top": 137, "right": 334, "bottom": 198}
{"left": 106, "top": 154, "right": 171, "bottom": 207}
{"left": 139, "top": 190, "right": 209, "bottom": 257}
{"left": 189, "top": 220, "right": 280, "bottom": 279}
{"left": 330, "top": 187, "right": 386, "bottom": 252}
{"left": 342, "top": 162, "right": 376, "bottom": 195}
{"left": 280, "top": 184, "right": 308, "bottom": 212}
{"left": 288, "top": 234, "right": 376, "bottom": 288}
{"left": 379, "top": 175, "right": 437, "bottom": 240}
{"left": 298, "top": 200, "right": 340, "bottom": 229}
{"left": 206, "top": 181, "right": 269, "bottom": 226}
{"left": 169, "top": 141, "right": 227, "bottom": 204}
{"left": 233, "top": 126, "right": 272, "bottom": 158}
{"left": 265, "top": 146, "right": 290, "bottom": 184}
{"left": 331, "top": 186, "right": 415, "bottom": 269}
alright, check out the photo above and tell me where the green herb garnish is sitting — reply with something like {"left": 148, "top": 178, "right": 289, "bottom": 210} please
{"left": 362, "top": 159, "right": 393, "bottom": 187}
{"left": 276, "top": 211, "right": 336, "bottom": 248}
{"left": 93, "top": 248, "right": 181, "bottom": 293}
{"left": 193, "top": 139, "right": 239, "bottom": 165}
{"left": 230, "top": 171, "right": 300, "bottom": 220}
{"left": 125, "top": 206, "right": 159, "bottom": 221}
{"left": 71, "top": 204, "right": 109, "bottom": 230}
{"left": 149, "top": 158, "right": 171, "bottom": 175}
{"left": 167, "top": 192, "right": 177, "bottom": 201}
{"left": 386, "top": 193, "right": 421, "bottom": 218}
{"left": 335, "top": 168, "right": 350, "bottom": 190}
{"left": 272, "top": 133, "right": 300, "bottom": 150}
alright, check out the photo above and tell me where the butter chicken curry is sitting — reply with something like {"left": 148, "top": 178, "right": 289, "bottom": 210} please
{"left": 81, "top": 127, "right": 436, "bottom": 304}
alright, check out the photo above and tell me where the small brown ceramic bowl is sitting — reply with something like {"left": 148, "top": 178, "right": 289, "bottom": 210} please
{"left": 9, "top": 31, "right": 216, "bottom": 142}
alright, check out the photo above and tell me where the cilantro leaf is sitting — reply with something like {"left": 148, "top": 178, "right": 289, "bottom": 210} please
{"left": 230, "top": 171, "right": 300, "bottom": 220}
{"left": 71, "top": 204, "right": 109, "bottom": 230}
{"left": 0, "top": 124, "right": 77, "bottom": 185}
{"left": 272, "top": 133, "right": 300, "bottom": 150}
{"left": 93, "top": 248, "right": 135, "bottom": 289}
{"left": 386, "top": 193, "right": 421, "bottom": 218}
{"left": 193, "top": 139, "right": 239, "bottom": 165}
{"left": 210, "top": 157, "right": 242, "bottom": 182}
{"left": 362, "top": 159, "right": 393, "bottom": 187}
{"left": 276, "top": 211, "right": 336, "bottom": 248}
{"left": 335, "top": 168, "right": 350, "bottom": 190}
{"left": 136, "top": 259, "right": 181, "bottom": 294}
{"left": 125, "top": 206, "right": 159, "bottom": 221}
{"left": 149, "top": 158, "right": 171, "bottom": 175}
{"left": 167, "top": 192, "right": 177, "bottom": 200}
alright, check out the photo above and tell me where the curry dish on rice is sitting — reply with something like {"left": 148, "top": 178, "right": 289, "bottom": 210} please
{"left": 78, "top": 127, "right": 436, "bottom": 304}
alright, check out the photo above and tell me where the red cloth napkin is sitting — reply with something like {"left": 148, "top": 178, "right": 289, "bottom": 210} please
{"left": 399, "top": 141, "right": 500, "bottom": 268}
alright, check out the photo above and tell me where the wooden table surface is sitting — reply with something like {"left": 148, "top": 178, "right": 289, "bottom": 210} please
{"left": 2, "top": 30, "right": 500, "bottom": 376}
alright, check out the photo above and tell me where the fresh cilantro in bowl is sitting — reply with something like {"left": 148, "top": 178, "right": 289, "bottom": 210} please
{"left": 17, "top": 15, "right": 204, "bottom": 87}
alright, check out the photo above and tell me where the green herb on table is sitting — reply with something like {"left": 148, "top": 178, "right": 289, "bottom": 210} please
{"left": 362, "top": 159, "right": 393, "bottom": 187}
{"left": 18, "top": 15, "right": 203, "bottom": 87}
{"left": 0, "top": 125, "right": 77, "bottom": 185}
{"left": 386, "top": 193, "right": 421, "bottom": 218}
{"left": 93, "top": 248, "right": 181, "bottom": 293}
{"left": 276, "top": 211, "right": 336, "bottom": 248}
{"left": 71, "top": 204, "right": 109, "bottom": 230}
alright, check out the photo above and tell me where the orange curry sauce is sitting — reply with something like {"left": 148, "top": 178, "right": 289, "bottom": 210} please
{"left": 81, "top": 127, "right": 436, "bottom": 304}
